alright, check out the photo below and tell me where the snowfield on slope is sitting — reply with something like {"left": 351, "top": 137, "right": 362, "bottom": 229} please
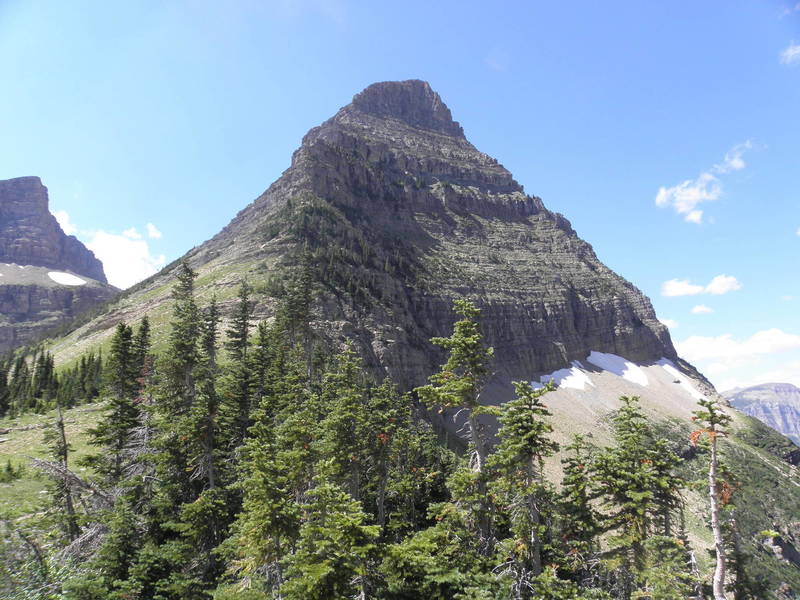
{"left": 48, "top": 272, "right": 87, "bottom": 286}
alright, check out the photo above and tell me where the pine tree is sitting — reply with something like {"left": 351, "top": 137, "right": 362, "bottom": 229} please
{"left": 132, "top": 315, "right": 152, "bottom": 382}
{"left": 220, "top": 283, "right": 255, "bottom": 454}
{"left": 691, "top": 397, "right": 732, "bottom": 600}
{"left": 414, "top": 299, "right": 496, "bottom": 553}
{"left": 317, "top": 343, "right": 370, "bottom": 500}
{"left": 559, "top": 435, "right": 601, "bottom": 583}
{"left": 591, "top": 396, "right": 685, "bottom": 599}
{"left": 280, "top": 481, "right": 379, "bottom": 600}
{"left": 44, "top": 404, "right": 80, "bottom": 541}
{"left": 85, "top": 322, "right": 140, "bottom": 484}
{"left": 490, "top": 380, "right": 558, "bottom": 592}
{"left": 415, "top": 299, "right": 495, "bottom": 472}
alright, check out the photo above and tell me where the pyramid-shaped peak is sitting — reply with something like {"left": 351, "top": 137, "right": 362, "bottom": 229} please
{"left": 348, "top": 80, "right": 465, "bottom": 138}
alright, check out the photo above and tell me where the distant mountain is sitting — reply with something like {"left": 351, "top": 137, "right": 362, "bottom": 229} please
{"left": 0, "top": 177, "right": 117, "bottom": 352}
{"left": 726, "top": 383, "right": 800, "bottom": 446}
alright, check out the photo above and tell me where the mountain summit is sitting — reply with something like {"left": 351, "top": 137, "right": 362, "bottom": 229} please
{"left": 59, "top": 79, "right": 691, "bottom": 394}
{"left": 347, "top": 79, "right": 466, "bottom": 137}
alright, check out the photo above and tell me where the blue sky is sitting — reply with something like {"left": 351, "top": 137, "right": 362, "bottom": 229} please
{"left": 0, "top": 0, "right": 798, "bottom": 390}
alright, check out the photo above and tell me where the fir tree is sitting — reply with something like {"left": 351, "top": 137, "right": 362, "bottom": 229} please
{"left": 490, "top": 380, "right": 558, "bottom": 591}
{"left": 691, "top": 397, "right": 733, "bottom": 600}
{"left": 85, "top": 322, "right": 140, "bottom": 484}
{"left": 415, "top": 299, "right": 496, "bottom": 553}
{"left": 280, "top": 481, "right": 379, "bottom": 600}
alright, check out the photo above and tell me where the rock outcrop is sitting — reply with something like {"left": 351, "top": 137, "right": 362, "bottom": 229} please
{"left": 0, "top": 177, "right": 107, "bottom": 283}
{"left": 727, "top": 383, "right": 800, "bottom": 446}
{"left": 0, "top": 177, "right": 117, "bottom": 352}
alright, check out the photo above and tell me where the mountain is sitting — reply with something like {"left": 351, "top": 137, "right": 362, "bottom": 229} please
{"left": 0, "top": 176, "right": 117, "bottom": 352}
{"left": 52, "top": 80, "right": 710, "bottom": 390}
{"left": 23, "top": 79, "right": 800, "bottom": 592}
{"left": 726, "top": 383, "right": 800, "bottom": 446}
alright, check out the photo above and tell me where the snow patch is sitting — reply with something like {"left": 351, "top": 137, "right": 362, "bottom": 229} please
{"left": 586, "top": 351, "right": 649, "bottom": 386}
{"left": 657, "top": 358, "right": 705, "bottom": 400}
{"left": 540, "top": 361, "right": 594, "bottom": 390}
{"left": 48, "top": 272, "right": 87, "bottom": 286}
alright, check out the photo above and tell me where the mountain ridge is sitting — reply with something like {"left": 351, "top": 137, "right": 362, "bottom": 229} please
{"left": 726, "top": 382, "right": 800, "bottom": 446}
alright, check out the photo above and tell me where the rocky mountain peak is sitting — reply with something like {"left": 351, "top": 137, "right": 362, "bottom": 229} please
{"left": 345, "top": 79, "right": 465, "bottom": 138}
{"left": 0, "top": 176, "right": 107, "bottom": 283}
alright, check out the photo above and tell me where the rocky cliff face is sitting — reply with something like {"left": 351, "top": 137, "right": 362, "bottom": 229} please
{"left": 186, "top": 79, "right": 687, "bottom": 392}
{"left": 0, "top": 177, "right": 107, "bottom": 283}
{"left": 0, "top": 177, "right": 116, "bottom": 352}
{"left": 727, "top": 383, "right": 800, "bottom": 446}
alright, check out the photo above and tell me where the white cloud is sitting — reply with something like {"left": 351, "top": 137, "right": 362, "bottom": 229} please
{"left": 655, "top": 172, "right": 720, "bottom": 224}
{"left": 659, "top": 318, "right": 678, "bottom": 329}
{"left": 796, "top": 226, "right": 800, "bottom": 236}
{"left": 662, "top": 279, "right": 705, "bottom": 297}
{"left": 714, "top": 141, "right": 751, "bottom": 174}
{"left": 53, "top": 210, "right": 77, "bottom": 235}
{"left": 704, "top": 274, "right": 742, "bottom": 295}
{"left": 122, "top": 227, "right": 142, "bottom": 239}
{"left": 780, "top": 42, "right": 800, "bottom": 65}
{"left": 146, "top": 223, "right": 163, "bottom": 239}
{"left": 654, "top": 142, "right": 751, "bottom": 223}
{"left": 661, "top": 274, "right": 742, "bottom": 297}
{"left": 677, "top": 328, "right": 800, "bottom": 364}
{"left": 716, "top": 358, "right": 800, "bottom": 392}
{"left": 691, "top": 304, "right": 714, "bottom": 314}
{"left": 781, "top": 295, "right": 796, "bottom": 301}
{"left": 87, "top": 231, "right": 166, "bottom": 289}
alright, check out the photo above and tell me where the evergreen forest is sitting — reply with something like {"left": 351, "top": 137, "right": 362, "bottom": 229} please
{"left": 0, "top": 264, "right": 771, "bottom": 600}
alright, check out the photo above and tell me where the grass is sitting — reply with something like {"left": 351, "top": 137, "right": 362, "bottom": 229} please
{"left": 0, "top": 402, "right": 105, "bottom": 520}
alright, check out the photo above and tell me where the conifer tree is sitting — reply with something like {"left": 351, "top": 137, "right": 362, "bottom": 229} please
{"left": 490, "top": 380, "right": 558, "bottom": 589}
{"left": 280, "top": 481, "right": 379, "bottom": 600}
{"left": 44, "top": 405, "right": 80, "bottom": 541}
{"left": 415, "top": 299, "right": 495, "bottom": 472}
{"left": 132, "top": 315, "right": 152, "bottom": 381}
{"left": 591, "top": 396, "right": 685, "bottom": 599}
{"left": 559, "top": 434, "right": 601, "bottom": 576}
{"left": 415, "top": 299, "right": 496, "bottom": 552}
{"left": 220, "top": 282, "right": 255, "bottom": 453}
{"left": 85, "top": 322, "right": 140, "bottom": 484}
{"left": 318, "top": 343, "right": 370, "bottom": 500}
{"left": 691, "top": 397, "right": 732, "bottom": 600}
{"left": 0, "top": 364, "right": 9, "bottom": 417}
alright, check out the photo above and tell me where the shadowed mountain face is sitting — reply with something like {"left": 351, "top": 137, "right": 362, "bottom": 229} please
{"left": 727, "top": 383, "right": 800, "bottom": 446}
{"left": 0, "top": 177, "right": 116, "bottom": 352}
{"left": 183, "top": 79, "right": 684, "bottom": 391}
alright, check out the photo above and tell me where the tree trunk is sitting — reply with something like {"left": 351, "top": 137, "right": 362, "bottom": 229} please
{"left": 56, "top": 405, "right": 80, "bottom": 541}
{"left": 526, "top": 457, "right": 542, "bottom": 577}
{"left": 468, "top": 412, "right": 492, "bottom": 553}
{"left": 709, "top": 433, "right": 727, "bottom": 600}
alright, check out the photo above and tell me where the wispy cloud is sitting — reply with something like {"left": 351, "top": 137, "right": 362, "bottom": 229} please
{"left": 661, "top": 274, "right": 742, "bottom": 297}
{"left": 677, "top": 328, "right": 800, "bottom": 364}
{"left": 781, "top": 42, "right": 800, "bottom": 65}
{"left": 146, "top": 223, "right": 163, "bottom": 239}
{"left": 485, "top": 47, "right": 511, "bottom": 72}
{"left": 659, "top": 318, "right": 678, "bottom": 329}
{"left": 691, "top": 304, "right": 714, "bottom": 314}
{"left": 655, "top": 142, "right": 751, "bottom": 223}
{"left": 53, "top": 210, "right": 77, "bottom": 235}
{"left": 781, "top": 3, "right": 800, "bottom": 18}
